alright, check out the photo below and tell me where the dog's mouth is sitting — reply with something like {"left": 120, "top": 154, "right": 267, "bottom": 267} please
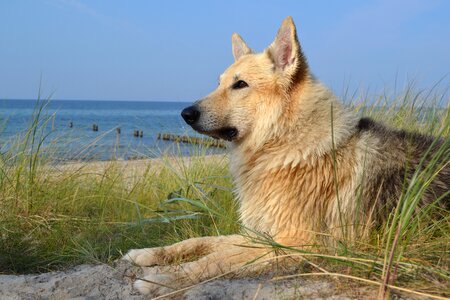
{"left": 195, "top": 126, "right": 238, "bottom": 141}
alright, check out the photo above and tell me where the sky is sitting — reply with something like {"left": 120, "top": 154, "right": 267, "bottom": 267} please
{"left": 1, "top": 0, "right": 449, "bottom": 101}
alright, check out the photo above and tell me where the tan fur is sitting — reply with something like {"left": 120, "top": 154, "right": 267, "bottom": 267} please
{"left": 123, "top": 17, "right": 448, "bottom": 296}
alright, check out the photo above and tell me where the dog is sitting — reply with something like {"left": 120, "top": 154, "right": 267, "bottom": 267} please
{"left": 124, "top": 16, "right": 449, "bottom": 296}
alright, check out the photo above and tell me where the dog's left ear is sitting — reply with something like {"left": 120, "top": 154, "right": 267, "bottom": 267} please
{"left": 268, "top": 16, "right": 305, "bottom": 73}
{"left": 232, "top": 33, "right": 252, "bottom": 61}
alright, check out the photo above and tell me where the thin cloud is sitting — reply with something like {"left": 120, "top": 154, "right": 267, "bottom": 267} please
{"left": 47, "top": 0, "right": 102, "bottom": 19}
{"left": 323, "top": 0, "right": 443, "bottom": 47}
{"left": 45, "top": 0, "right": 141, "bottom": 33}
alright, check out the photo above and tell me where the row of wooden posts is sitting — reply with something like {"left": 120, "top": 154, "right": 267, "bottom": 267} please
{"left": 69, "top": 122, "right": 225, "bottom": 147}
{"left": 69, "top": 122, "right": 144, "bottom": 138}
{"left": 157, "top": 133, "right": 226, "bottom": 148}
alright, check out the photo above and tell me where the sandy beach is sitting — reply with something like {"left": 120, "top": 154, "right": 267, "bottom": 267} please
{"left": 0, "top": 259, "right": 384, "bottom": 299}
{"left": 56, "top": 154, "right": 228, "bottom": 177}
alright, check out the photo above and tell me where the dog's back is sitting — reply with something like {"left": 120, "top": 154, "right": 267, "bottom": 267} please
{"left": 355, "top": 117, "right": 449, "bottom": 220}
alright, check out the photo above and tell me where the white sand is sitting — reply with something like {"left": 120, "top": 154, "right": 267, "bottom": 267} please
{"left": 0, "top": 260, "right": 384, "bottom": 299}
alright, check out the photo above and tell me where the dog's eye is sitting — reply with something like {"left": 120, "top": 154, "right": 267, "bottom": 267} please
{"left": 232, "top": 80, "right": 249, "bottom": 89}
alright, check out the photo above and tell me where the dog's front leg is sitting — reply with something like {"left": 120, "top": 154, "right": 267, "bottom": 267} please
{"left": 126, "top": 235, "right": 275, "bottom": 296}
{"left": 123, "top": 235, "right": 246, "bottom": 267}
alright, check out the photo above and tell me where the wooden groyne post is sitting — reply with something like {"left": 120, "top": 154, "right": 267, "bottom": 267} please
{"left": 116, "top": 127, "right": 121, "bottom": 145}
{"left": 157, "top": 133, "right": 226, "bottom": 148}
{"left": 133, "top": 130, "right": 144, "bottom": 138}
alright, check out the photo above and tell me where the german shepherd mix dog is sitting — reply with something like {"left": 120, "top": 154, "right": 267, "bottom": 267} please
{"left": 124, "top": 17, "right": 449, "bottom": 295}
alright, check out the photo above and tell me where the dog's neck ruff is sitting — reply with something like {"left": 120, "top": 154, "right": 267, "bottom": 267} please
{"left": 228, "top": 80, "right": 358, "bottom": 238}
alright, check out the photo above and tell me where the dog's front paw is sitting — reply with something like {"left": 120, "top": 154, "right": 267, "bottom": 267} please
{"left": 134, "top": 273, "right": 176, "bottom": 296}
{"left": 122, "top": 248, "right": 161, "bottom": 266}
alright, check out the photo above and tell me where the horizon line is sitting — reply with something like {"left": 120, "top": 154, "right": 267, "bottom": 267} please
{"left": 1, "top": 98, "right": 192, "bottom": 103}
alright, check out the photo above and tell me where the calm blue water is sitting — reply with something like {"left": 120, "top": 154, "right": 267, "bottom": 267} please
{"left": 0, "top": 99, "right": 223, "bottom": 161}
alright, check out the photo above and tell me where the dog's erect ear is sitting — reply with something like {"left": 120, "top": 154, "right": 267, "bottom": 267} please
{"left": 268, "top": 16, "right": 303, "bottom": 72}
{"left": 232, "top": 33, "right": 252, "bottom": 61}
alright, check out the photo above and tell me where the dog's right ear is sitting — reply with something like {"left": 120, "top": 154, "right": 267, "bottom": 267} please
{"left": 232, "top": 33, "right": 252, "bottom": 61}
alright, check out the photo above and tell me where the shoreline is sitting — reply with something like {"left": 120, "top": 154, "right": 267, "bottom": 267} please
{"left": 50, "top": 154, "right": 230, "bottom": 187}
{"left": 56, "top": 153, "right": 228, "bottom": 171}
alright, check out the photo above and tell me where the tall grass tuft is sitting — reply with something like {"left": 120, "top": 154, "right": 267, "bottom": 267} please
{"left": 0, "top": 99, "right": 236, "bottom": 273}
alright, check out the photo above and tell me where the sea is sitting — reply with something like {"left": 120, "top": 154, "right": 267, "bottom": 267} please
{"left": 0, "top": 99, "right": 224, "bottom": 161}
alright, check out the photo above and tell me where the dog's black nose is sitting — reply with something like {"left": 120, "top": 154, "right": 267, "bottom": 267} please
{"left": 181, "top": 106, "right": 200, "bottom": 125}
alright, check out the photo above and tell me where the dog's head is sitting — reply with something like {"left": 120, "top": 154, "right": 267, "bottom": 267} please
{"left": 181, "top": 16, "right": 308, "bottom": 142}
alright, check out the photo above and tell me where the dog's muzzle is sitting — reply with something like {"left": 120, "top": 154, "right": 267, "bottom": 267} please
{"left": 181, "top": 105, "right": 200, "bottom": 125}
{"left": 181, "top": 105, "right": 238, "bottom": 141}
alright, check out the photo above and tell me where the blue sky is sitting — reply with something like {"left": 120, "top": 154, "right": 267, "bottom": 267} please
{"left": 1, "top": 0, "right": 449, "bottom": 101}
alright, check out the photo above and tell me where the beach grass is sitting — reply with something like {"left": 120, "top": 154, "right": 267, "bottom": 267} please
{"left": 0, "top": 84, "right": 448, "bottom": 299}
